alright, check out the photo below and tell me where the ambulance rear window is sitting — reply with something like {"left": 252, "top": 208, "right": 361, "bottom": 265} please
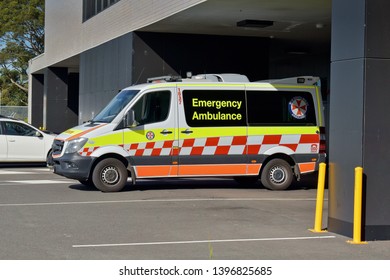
{"left": 246, "top": 91, "right": 316, "bottom": 126}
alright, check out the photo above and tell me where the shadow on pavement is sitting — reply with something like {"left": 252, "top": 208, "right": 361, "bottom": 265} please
{"left": 69, "top": 172, "right": 321, "bottom": 193}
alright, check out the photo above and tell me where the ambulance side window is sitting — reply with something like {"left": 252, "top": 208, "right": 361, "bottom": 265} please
{"left": 246, "top": 91, "right": 316, "bottom": 126}
{"left": 132, "top": 91, "right": 171, "bottom": 125}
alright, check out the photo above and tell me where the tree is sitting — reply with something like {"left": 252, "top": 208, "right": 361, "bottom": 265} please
{"left": 0, "top": 0, "right": 44, "bottom": 105}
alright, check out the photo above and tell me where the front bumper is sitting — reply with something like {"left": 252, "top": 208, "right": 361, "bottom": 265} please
{"left": 52, "top": 153, "right": 94, "bottom": 181}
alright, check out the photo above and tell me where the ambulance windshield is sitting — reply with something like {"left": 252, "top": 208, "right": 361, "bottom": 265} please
{"left": 92, "top": 89, "right": 139, "bottom": 123}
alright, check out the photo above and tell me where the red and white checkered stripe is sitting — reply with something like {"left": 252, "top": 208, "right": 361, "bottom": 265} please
{"left": 79, "top": 146, "right": 100, "bottom": 156}
{"left": 123, "top": 140, "right": 175, "bottom": 156}
{"left": 179, "top": 134, "right": 318, "bottom": 156}
{"left": 246, "top": 134, "right": 319, "bottom": 155}
{"left": 179, "top": 136, "right": 247, "bottom": 156}
{"left": 78, "top": 134, "right": 319, "bottom": 157}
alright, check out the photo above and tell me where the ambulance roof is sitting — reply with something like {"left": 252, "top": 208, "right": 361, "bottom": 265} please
{"left": 123, "top": 74, "right": 320, "bottom": 91}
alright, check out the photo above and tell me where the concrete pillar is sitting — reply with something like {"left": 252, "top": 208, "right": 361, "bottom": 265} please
{"left": 329, "top": 0, "right": 390, "bottom": 240}
{"left": 44, "top": 67, "right": 78, "bottom": 133}
{"left": 30, "top": 74, "right": 44, "bottom": 128}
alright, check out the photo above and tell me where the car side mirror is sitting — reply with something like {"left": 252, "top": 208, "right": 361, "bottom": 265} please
{"left": 35, "top": 131, "right": 43, "bottom": 138}
{"left": 125, "top": 110, "right": 137, "bottom": 128}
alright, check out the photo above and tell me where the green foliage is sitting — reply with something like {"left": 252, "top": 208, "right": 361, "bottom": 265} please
{"left": 0, "top": 69, "right": 27, "bottom": 105}
{"left": 0, "top": 0, "right": 44, "bottom": 105}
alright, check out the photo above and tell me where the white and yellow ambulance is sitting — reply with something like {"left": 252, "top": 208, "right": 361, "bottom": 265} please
{"left": 51, "top": 74, "right": 326, "bottom": 192}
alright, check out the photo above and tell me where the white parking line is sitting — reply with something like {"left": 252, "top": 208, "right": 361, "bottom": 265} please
{"left": 0, "top": 168, "right": 51, "bottom": 175}
{"left": 0, "top": 197, "right": 320, "bottom": 207}
{"left": 6, "top": 180, "right": 74, "bottom": 184}
{"left": 0, "top": 179, "right": 76, "bottom": 186}
{"left": 0, "top": 171, "right": 37, "bottom": 175}
{"left": 73, "top": 235, "right": 336, "bottom": 248}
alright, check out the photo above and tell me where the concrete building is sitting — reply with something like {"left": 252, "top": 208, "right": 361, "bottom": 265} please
{"left": 29, "top": 0, "right": 390, "bottom": 240}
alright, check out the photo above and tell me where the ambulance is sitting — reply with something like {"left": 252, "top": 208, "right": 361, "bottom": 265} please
{"left": 51, "top": 74, "right": 326, "bottom": 192}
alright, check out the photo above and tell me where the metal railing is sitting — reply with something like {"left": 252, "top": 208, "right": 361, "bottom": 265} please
{"left": 0, "top": 106, "right": 28, "bottom": 120}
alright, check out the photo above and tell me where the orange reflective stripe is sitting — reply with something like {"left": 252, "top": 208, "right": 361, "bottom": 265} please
{"left": 169, "top": 165, "right": 178, "bottom": 176}
{"left": 67, "top": 124, "right": 107, "bottom": 141}
{"left": 247, "top": 164, "right": 262, "bottom": 175}
{"left": 135, "top": 164, "right": 263, "bottom": 177}
{"left": 179, "top": 164, "right": 247, "bottom": 176}
{"left": 135, "top": 165, "right": 172, "bottom": 177}
{"left": 298, "top": 162, "right": 316, "bottom": 173}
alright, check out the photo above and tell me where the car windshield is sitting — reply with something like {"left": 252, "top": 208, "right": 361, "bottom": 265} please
{"left": 92, "top": 89, "right": 139, "bottom": 123}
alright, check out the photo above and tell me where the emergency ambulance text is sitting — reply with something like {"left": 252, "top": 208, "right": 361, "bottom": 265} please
{"left": 191, "top": 98, "right": 243, "bottom": 121}
{"left": 192, "top": 111, "right": 242, "bottom": 121}
{"left": 192, "top": 98, "right": 242, "bottom": 110}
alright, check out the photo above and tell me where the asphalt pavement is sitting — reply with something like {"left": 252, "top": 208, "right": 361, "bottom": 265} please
{"left": 0, "top": 165, "right": 389, "bottom": 260}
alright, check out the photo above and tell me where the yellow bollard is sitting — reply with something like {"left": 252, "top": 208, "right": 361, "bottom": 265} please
{"left": 309, "top": 162, "right": 327, "bottom": 233}
{"left": 347, "top": 167, "right": 368, "bottom": 244}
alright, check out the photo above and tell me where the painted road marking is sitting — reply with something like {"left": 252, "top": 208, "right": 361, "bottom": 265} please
{"left": 72, "top": 236, "right": 336, "bottom": 248}
{"left": 0, "top": 168, "right": 52, "bottom": 175}
{"left": 0, "top": 197, "right": 322, "bottom": 207}
{"left": 0, "top": 179, "right": 76, "bottom": 186}
{"left": 6, "top": 180, "right": 73, "bottom": 184}
{"left": 0, "top": 171, "right": 37, "bottom": 175}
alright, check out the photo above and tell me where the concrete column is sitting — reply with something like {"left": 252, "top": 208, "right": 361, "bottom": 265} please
{"left": 44, "top": 67, "right": 78, "bottom": 133}
{"left": 329, "top": 0, "right": 390, "bottom": 240}
{"left": 30, "top": 74, "right": 44, "bottom": 128}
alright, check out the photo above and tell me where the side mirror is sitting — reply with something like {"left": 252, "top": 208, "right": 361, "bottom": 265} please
{"left": 35, "top": 131, "right": 43, "bottom": 138}
{"left": 125, "top": 110, "right": 137, "bottom": 128}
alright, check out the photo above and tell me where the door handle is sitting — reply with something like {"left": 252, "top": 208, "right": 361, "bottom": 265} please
{"left": 160, "top": 129, "right": 173, "bottom": 135}
{"left": 8, "top": 139, "right": 16, "bottom": 142}
{"left": 181, "top": 129, "right": 193, "bottom": 134}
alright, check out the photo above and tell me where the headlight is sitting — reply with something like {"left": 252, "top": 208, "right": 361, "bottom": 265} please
{"left": 64, "top": 137, "right": 88, "bottom": 154}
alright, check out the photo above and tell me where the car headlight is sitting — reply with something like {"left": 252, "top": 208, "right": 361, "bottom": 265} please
{"left": 64, "top": 137, "right": 88, "bottom": 154}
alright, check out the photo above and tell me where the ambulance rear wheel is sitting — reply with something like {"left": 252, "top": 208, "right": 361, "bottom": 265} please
{"left": 261, "top": 159, "right": 293, "bottom": 190}
{"left": 92, "top": 158, "right": 128, "bottom": 192}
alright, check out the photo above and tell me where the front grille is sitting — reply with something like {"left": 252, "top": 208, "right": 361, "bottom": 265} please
{"left": 52, "top": 139, "right": 64, "bottom": 156}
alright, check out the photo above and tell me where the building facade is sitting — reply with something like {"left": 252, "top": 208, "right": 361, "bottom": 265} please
{"left": 29, "top": 0, "right": 330, "bottom": 132}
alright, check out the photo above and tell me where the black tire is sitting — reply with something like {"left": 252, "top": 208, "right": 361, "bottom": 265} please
{"left": 92, "top": 158, "right": 128, "bottom": 192}
{"left": 234, "top": 176, "right": 259, "bottom": 185}
{"left": 46, "top": 149, "right": 54, "bottom": 167}
{"left": 261, "top": 158, "right": 293, "bottom": 190}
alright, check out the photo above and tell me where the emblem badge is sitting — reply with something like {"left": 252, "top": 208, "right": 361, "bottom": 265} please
{"left": 146, "top": 131, "right": 155, "bottom": 140}
{"left": 289, "top": 96, "right": 308, "bottom": 119}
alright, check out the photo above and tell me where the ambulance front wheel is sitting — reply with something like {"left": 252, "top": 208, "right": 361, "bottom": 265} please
{"left": 92, "top": 158, "right": 128, "bottom": 192}
{"left": 261, "top": 158, "right": 293, "bottom": 190}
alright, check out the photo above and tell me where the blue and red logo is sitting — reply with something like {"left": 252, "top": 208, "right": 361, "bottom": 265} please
{"left": 146, "top": 131, "right": 155, "bottom": 140}
{"left": 289, "top": 96, "right": 308, "bottom": 119}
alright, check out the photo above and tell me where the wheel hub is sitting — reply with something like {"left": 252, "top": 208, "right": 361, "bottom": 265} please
{"left": 269, "top": 166, "right": 286, "bottom": 184}
{"left": 101, "top": 166, "right": 119, "bottom": 185}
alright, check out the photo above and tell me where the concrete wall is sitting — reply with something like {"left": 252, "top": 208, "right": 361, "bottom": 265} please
{"left": 268, "top": 39, "right": 331, "bottom": 117}
{"left": 78, "top": 31, "right": 270, "bottom": 123}
{"left": 44, "top": 67, "right": 79, "bottom": 133}
{"left": 133, "top": 32, "right": 270, "bottom": 83}
{"left": 79, "top": 33, "right": 134, "bottom": 123}
{"left": 30, "top": 74, "right": 44, "bottom": 127}
{"left": 269, "top": 39, "right": 330, "bottom": 84}
{"left": 30, "top": 0, "right": 206, "bottom": 73}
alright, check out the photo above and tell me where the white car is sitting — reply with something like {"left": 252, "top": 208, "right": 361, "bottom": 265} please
{"left": 0, "top": 115, "right": 56, "bottom": 163}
